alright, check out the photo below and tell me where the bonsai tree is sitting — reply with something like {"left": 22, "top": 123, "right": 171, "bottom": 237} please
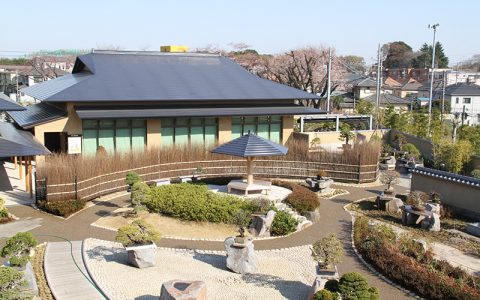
{"left": 234, "top": 209, "right": 251, "bottom": 239}
{"left": 339, "top": 123, "right": 355, "bottom": 145}
{"left": 338, "top": 272, "right": 379, "bottom": 300}
{"left": 131, "top": 182, "right": 151, "bottom": 215}
{"left": 0, "top": 197, "right": 9, "bottom": 220}
{"left": 1, "top": 232, "right": 37, "bottom": 267}
{"left": 311, "top": 234, "right": 344, "bottom": 268}
{"left": 379, "top": 170, "right": 399, "bottom": 191}
{"left": 0, "top": 267, "right": 28, "bottom": 298}
{"left": 115, "top": 219, "right": 161, "bottom": 247}
{"left": 125, "top": 171, "right": 142, "bottom": 189}
{"left": 316, "top": 170, "right": 327, "bottom": 180}
{"left": 402, "top": 143, "right": 421, "bottom": 160}
{"left": 407, "top": 190, "right": 427, "bottom": 209}
{"left": 310, "top": 137, "right": 321, "bottom": 149}
{"left": 252, "top": 197, "right": 272, "bottom": 214}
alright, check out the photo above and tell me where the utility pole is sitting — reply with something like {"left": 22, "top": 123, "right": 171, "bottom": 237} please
{"left": 326, "top": 47, "right": 332, "bottom": 113}
{"left": 461, "top": 105, "right": 466, "bottom": 126}
{"left": 427, "top": 23, "right": 439, "bottom": 135}
{"left": 441, "top": 70, "right": 446, "bottom": 119}
{"left": 375, "top": 43, "right": 381, "bottom": 130}
{"left": 15, "top": 69, "right": 19, "bottom": 103}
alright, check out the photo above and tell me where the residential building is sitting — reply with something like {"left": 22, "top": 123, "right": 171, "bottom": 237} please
{"left": 444, "top": 83, "right": 480, "bottom": 125}
{"left": 8, "top": 50, "right": 321, "bottom": 158}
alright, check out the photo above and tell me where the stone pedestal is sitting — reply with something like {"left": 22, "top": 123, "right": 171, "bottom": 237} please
{"left": 160, "top": 280, "right": 207, "bottom": 300}
{"left": 224, "top": 237, "right": 258, "bottom": 274}
{"left": 249, "top": 210, "right": 276, "bottom": 237}
{"left": 125, "top": 243, "right": 157, "bottom": 268}
{"left": 305, "top": 178, "right": 333, "bottom": 193}
{"left": 310, "top": 264, "right": 339, "bottom": 298}
{"left": 386, "top": 198, "right": 404, "bottom": 213}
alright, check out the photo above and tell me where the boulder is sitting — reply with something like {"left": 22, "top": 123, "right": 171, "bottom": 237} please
{"left": 304, "top": 211, "right": 320, "bottom": 223}
{"left": 467, "top": 222, "right": 480, "bottom": 238}
{"left": 125, "top": 243, "right": 157, "bottom": 268}
{"left": 425, "top": 203, "right": 441, "bottom": 215}
{"left": 297, "top": 220, "right": 313, "bottom": 231}
{"left": 386, "top": 198, "right": 404, "bottom": 213}
{"left": 224, "top": 237, "right": 258, "bottom": 274}
{"left": 420, "top": 213, "right": 441, "bottom": 232}
{"left": 249, "top": 210, "right": 276, "bottom": 237}
{"left": 160, "top": 279, "right": 207, "bottom": 300}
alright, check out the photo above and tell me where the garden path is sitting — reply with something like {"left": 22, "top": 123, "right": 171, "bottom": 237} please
{"left": 5, "top": 183, "right": 414, "bottom": 299}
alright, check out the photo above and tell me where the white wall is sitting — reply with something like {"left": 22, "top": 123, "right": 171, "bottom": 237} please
{"left": 449, "top": 95, "right": 480, "bottom": 125}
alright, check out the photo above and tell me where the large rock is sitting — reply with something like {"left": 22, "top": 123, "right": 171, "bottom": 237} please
{"left": 224, "top": 237, "right": 258, "bottom": 274}
{"left": 160, "top": 279, "right": 207, "bottom": 300}
{"left": 467, "top": 222, "right": 480, "bottom": 238}
{"left": 425, "top": 203, "right": 441, "bottom": 215}
{"left": 297, "top": 220, "right": 313, "bottom": 231}
{"left": 125, "top": 243, "right": 156, "bottom": 268}
{"left": 304, "top": 210, "right": 320, "bottom": 223}
{"left": 249, "top": 210, "right": 276, "bottom": 237}
{"left": 386, "top": 198, "right": 404, "bottom": 213}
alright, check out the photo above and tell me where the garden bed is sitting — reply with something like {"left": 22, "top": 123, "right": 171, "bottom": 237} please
{"left": 31, "top": 243, "right": 54, "bottom": 300}
{"left": 350, "top": 198, "right": 480, "bottom": 258}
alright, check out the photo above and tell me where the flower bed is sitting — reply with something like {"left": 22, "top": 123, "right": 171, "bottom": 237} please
{"left": 354, "top": 216, "right": 480, "bottom": 300}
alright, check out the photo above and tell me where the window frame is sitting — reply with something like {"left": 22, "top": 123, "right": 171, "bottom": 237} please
{"left": 161, "top": 117, "right": 218, "bottom": 146}
{"left": 231, "top": 116, "right": 283, "bottom": 142}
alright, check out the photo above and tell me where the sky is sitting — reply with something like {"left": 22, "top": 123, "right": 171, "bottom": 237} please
{"left": 2, "top": 0, "right": 479, "bottom": 65}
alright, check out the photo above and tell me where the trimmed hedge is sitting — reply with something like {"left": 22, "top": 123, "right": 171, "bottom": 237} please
{"left": 270, "top": 211, "right": 298, "bottom": 236}
{"left": 37, "top": 199, "right": 86, "bottom": 217}
{"left": 272, "top": 180, "right": 319, "bottom": 214}
{"left": 354, "top": 216, "right": 480, "bottom": 300}
{"left": 146, "top": 184, "right": 255, "bottom": 224}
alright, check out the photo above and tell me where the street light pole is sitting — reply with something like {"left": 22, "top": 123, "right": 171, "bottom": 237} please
{"left": 427, "top": 23, "right": 439, "bottom": 135}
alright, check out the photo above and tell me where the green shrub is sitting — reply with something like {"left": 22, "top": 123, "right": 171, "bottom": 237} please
{"left": 37, "top": 199, "right": 86, "bottom": 217}
{"left": 272, "top": 180, "right": 319, "bottom": 214}
{"left": 115, "top": 219, "right": 161, "bottom": 247}
{"left": 251, "top": 197, "right": 273, "bottom": 214}
{"left": 0, "top": 267, "right": 27, "bottom": 299}
{"left": 270, "top": 211, "right": 297, "bottom": 236}
{"left": 125, "top": 171, "right": 141, "bottom": 187}
{"left": 312, "top": 234, "right": 344, "bottom": 265}
{"left": 471, "top": 169, "right": 480, "bottom": 179}
{"left": 131, "top": 181, "right": 151, "bottom": 213}
{"left": 338, "top": 272, "right": 377, "bottom": 300}
{"left": 0, "top": 208, "right": 9, "bottom": 218}
{"left": 1, "top": 232, "right": 37, "bottom": 267}
{"left": 146, "top": 184, "right": 255, "bottom": 224}
{"left": 402, "top": 143, "right": 421, "bottom": 159}
{"left": 314, "top": 289, "right": 339, "bottom": 300}
{"left": 324, "top": 279, "right": 339, "bottom": 292}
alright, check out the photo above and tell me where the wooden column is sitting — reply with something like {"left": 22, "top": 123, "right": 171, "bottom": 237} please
{"left": 246, "top": 157, "right": 254, "bottom": 185}
{"left": 19, "top": 156, "right": 23, "bottom": 179}
{"left": 25, "top": 157, "right": 30, "bottom": 193}
{"left": 13, "top": 156, "right": 17, "bottom": 169}
{"left": 28, "top": 157, "right": 33, "bottom": 198}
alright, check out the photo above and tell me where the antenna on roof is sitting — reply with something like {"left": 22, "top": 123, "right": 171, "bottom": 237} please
{"left": 91, "top": 48, "right": 95, "bottom": 53}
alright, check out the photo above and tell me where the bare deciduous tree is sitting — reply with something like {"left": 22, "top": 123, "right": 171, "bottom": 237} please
{"left": 379, "top": 170, "right": 400, "bottom": 190}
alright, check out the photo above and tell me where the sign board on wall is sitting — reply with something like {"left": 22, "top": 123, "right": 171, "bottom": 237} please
{"left": 68, "top": 135, "right": 82, "bottom": 154}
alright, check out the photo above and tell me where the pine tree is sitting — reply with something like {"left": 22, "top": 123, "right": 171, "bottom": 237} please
{"left": 412, "top": 42, "right": 449, "bottom": 68}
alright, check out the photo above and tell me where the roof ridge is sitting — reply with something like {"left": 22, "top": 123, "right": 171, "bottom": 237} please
{"left": 91, "top": 50, "right": 221, "bottom": 57}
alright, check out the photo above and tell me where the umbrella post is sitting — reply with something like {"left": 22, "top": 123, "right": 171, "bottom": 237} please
{"left": 246, "top": 157, "right": 254, "bottom": 185}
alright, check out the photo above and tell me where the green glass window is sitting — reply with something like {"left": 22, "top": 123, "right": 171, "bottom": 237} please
{"left": 175, "top": 127, "right": 189, "bottom": 145}
{"left": 98, "top": 129, "right": 114, "bottom": 153}
{"left": 116, "top": 128, "right": 131, "bottom": 152}
{"left": 190, "top": 126, "right": 204, "bottom": 145}
{"left": 257, "top": 124, "right": 270, "bottom": 139}
{"left": 83, "top": 129, "right": 98, "bottom": 155}
{"left": 230, "top": 116, "right": 282, "bottom": 143}
{"left": 132, "top": 128, "right": 146, "bottom": 150}
{"left": 161, "top": 127, "right": 174, "bottom": 147}
{"left": 160, "top": 118, "right": 218, "bottom": 146}
{"left": 205, "top": 125, "right": 217, "bottom": 145}
{"left": 231, "top": 124, "right": 242, "bottom": 139}
{"left": 270, "top": 123, "right": 281, "bottom": 143}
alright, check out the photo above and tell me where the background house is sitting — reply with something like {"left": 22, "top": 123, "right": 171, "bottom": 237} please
{"left": 445, "top": 83, "right": 480, "bottom": 125}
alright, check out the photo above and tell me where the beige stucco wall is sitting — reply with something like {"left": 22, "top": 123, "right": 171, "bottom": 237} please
{"left": 282, "top": 115, "right": 294, "bottom": 145}
{"left": 147, "top": 119, "right": 161, "bottom": 148}
{"left": 33, "top": 103, "right": 82, "bottom": 145}
{"left": 307, "top": 130, "right": 386, "bottom": 148}
{"left": 218, "top": 117, "right": 232, "bottom": 144}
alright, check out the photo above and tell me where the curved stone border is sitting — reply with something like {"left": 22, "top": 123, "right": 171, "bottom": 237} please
{"left": 343, "top": 199, "right": 423, "bottom": 299}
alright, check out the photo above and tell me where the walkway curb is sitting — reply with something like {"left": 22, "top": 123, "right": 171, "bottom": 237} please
{"left": 82, "top": 239, "right": 112, "bottom": 300}
{"left": 343, "top": 199, "right": 423, "bottom": 299}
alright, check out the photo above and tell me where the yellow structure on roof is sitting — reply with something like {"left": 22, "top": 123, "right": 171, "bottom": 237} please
{"left": 160, "top": 45, "right": 189, "bottom": 53}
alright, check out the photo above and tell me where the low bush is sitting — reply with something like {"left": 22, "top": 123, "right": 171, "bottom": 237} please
{"left": 125, "top": 171, "right": 141, "bottom": 187}
{"left": 314, "top": 289, "right": 339, "bottom": 300}
{"left": 1, "top": 232, "right": 37, "bottom": 267}
{"left": 471, "top": 169, "right": 480, "bottom": 179}
{"left": 0, "top": 267, "right": 28, "bottom": 300}
{"left": 37, "top": 199, "right": 86, "bottom": 217}
{"left": 116, "top": 219, "right": 161, "bottom": 247}
{"left": 338, "top": 272, "right": 378, "bottom": 300}
{"left": 272, "top": 180, "right": 319, "bottom": 214}
{"left": 146, "top": 184, "right": 255, "bottom": 224}
{"left": 354, "top": 216, "right": 480, "bottom": 299}
{"left": 131, "top": 181, "right": 151, "bottom": 213}
{"left": 0, "top": 197, "right": 11, "bottom": 223}
{"left": 251, "top": 197, "right": 273, "bottom": 214}
{"left": 402, "top": 143, "right": 421, "bottom": 159}
{"left": 270, "top": 211, "right": 298, "bottom": 236}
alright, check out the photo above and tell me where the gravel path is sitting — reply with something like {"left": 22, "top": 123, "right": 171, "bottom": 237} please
{"left": 84, "top": 238, "right": 316, "bottom": 300}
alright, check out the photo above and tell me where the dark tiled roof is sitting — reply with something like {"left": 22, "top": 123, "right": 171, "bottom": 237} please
{"left": 350, "top": 77, "right": 377, "bottom": 87}
{"left": 7, "top": 102, "right": 67, "bottom": 129}
{"left": 211, "top": 132, "right": 288, "bottom": 157}
{"left": 0, "top": 93, "right": 25, "bottom": 111}
{"left": 412, "top": 167, "right": 480, "bottom": 187}
{"left": 401, "top": 81, "right": 423, "bottom": 91}
{"left": 363, "top": 93, "right": 410, "bottom": 105}
{"left": 444, "top": 83, "right": 480, "bottom": 96}
{"left": 21, "top": 51, "right": 320, "bottom": 102}
{"left": 0, "top": 122, "right": 50, "bottom": 157}
{"left": 75, "top": 105, "right": 325, "bottom": 119}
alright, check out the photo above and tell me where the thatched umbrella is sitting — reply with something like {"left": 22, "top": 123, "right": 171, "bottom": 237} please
{"left": 211, "top": 132, "right": 288, "bottom": 185}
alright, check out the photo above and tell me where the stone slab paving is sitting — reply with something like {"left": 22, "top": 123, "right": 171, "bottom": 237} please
{"left": 44, "top": 241, "right": 105, "bottom": 300}
{"left": 0, "top": 217, "right": 42, "bottom": 238}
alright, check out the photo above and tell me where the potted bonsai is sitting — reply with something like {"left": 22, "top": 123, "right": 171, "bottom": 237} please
{"left": 191, "top": 166, "right": 204, "bottom": 182}
{"left": 407, "top": 191, "right": 426, "bottom": 212}
{"left": 116, "top": 219, "right": 161, "bottom": 268}
{"left": 379, "top": 170, "right": 399, "bottom": 196}
{"left": 339, "top": 123, "right": 354, "bottom": 150}
{"left": 1, "top": 232, "right": 37, "bottom": 269}
{"left": 315, "top": 170, "right": 333, "bottom": 191}
{"left": 233, "top": 209, "right": 251, "bottom": 245}
{"left": 311, "top": 233, "right": 343, "bottom": 273}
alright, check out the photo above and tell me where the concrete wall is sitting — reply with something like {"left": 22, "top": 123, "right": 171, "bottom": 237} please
{"left": 306, "top": 130, "right": 384, "bottom": 149}
{"left": 411, "top": 172, "right": 480, "bottom": 220}
{"left": 33, "top": 103, "right": 82, "bottom": 145}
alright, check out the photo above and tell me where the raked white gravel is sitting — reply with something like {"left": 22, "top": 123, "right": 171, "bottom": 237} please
{"left": 83, "top": 238, "right": 316, "bottom": 300}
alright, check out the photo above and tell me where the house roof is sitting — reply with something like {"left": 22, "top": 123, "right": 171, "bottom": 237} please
{"left": 401, "top": 80, "right": 423, "bottom": 91}
{"left": 350, "top": 77, "right": 377, "bottom": 87}
{"left": 0, "top": 122, "right": 50, "bottom": 157}
{"left": 75, "top": 105, "right": 325, "bottom": 119}
{"left": 363, "top": 93, "right": 410, "bottom": 105}
{"left": 20, "top": 51, "right": 320, "bottom": 102}
{"left": 7, "top": 102, "right": 67, "bottom": 129}
{"left": 211, "top": 132, "right": 288, "bottom": 158}
{"left": 444, "top": 83, "right": 480, "bottom": 96}
{"left": 0, "top": 93, "right": 25, "bottom": 111}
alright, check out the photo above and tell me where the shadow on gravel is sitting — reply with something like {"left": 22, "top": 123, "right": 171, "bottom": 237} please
{"left": 366, "top": 189, "right": 383, "bottom": 196}
{"left": 134, "top": 295, "right": 157, "bottom": 300}
{"left": 329, "top": 197, "right": 351, "bottom": 204}
{"left": 242, "top": 273, "right": 311, "bottom": 299}
{"left": 85, "top": 245, "right": 129, "bottom": 266}
{"left": 192, "top": 252, "right": 226, "bottom": 271}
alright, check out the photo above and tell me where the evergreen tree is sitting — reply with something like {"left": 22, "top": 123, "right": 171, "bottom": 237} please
{"left": 411, "top": 42, "right": 449, "bottom": 68}
{"left": 383, "top": 41, "right": 414, "bottom": 68}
